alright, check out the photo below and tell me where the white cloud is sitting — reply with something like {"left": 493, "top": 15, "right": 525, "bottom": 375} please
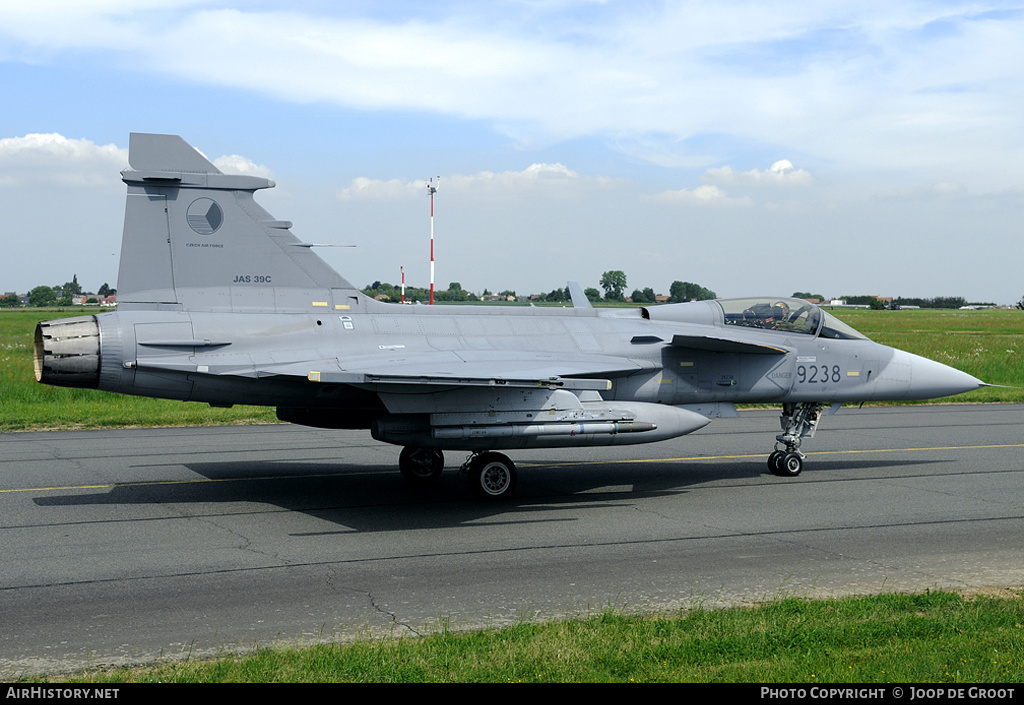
{"left": 0, "top": 133, "right": 127, "bottom": 187}
{"left": 468, "top": 162, "right": 579, "bottom": 182}
{"left": 338, "top": 176, "right": 422, "bottom": 201}
{"left": 0, "top": 133, "right": 273, "bottom": 186}
{"left": 644, "top": 184, "right": 753, "bottom": 207}
{"left": 703, "top": 160, "right": 814, "bottom": 187}
{"left": 212, "top": 154, "right": 274, "bottom": 178}
{"left": 446, "top": 163, "right": 586, "bottom": 195}
{"left": 930, "top": 181, "right": 967, "bottom": 196}
{"left": 338, "top": 162, "right": 618, "bottom": 201}
{"left": 3, "top": 3, "right": 1022, "bottom": 186}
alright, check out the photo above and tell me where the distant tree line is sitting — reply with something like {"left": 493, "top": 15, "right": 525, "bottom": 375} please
{"left": 2, "top": 276, "right": 114, "bottom": 307}
{"left": 893, "top": 296, "right": 993, "bottom": 309}
{"left": 552, "top": 271, "right": 716, "bottom": 304}
{"left": 362, "top": 280, "right": 501, "bottom": 303}
{"left": 363, "top": 271, "right": 717, "bottom": 305}
{"left": 838, "top": 295, "right": 985, "bottom": 309}
{"left": 7, "top": 274, "right": 1007, "bottom": 312}
{"left": 892, "top": 296, "right": 967, "bottom": 309}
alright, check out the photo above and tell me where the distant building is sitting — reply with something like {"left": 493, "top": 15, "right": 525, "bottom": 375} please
{"left": 67, "top": 294, "right": 118, "bottom": 306}
{"left": 2, "top": 291, "right": 30, "bottom": 305}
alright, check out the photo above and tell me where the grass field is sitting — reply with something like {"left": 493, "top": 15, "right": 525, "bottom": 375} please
{"left": 823, "top": 307, "right": 1024, "bottom": 402}
{"left": 4, "top": 307, "right": 1023, "bottom": 432}
{"left": 28, "top": 590, "right": 1024, "bottom": 683}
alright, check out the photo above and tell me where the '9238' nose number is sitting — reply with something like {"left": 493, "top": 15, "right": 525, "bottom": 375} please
{"left": 797, "top": 364, "right": 841, "bottom": 384}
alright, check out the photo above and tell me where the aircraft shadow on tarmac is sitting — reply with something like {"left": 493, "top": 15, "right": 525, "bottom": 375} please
{"left": 31, "top": 455, "right": 954, "bottom": 534}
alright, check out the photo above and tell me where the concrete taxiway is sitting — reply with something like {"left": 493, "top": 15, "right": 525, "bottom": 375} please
{"left": 2, "top": 403, "right": 1023, "bottom": 677}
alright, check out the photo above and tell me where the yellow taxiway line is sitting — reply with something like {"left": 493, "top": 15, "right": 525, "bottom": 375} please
{"left": 4, "top": 443, "right": 1023, "bottom": 495}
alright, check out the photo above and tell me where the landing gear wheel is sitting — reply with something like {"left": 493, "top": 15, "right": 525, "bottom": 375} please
{"left": 769, "top": 402, "right": 825, "bottom": 478}
{"left": 468, "top": 452, "right": 517, "bottom": 501}
{"left": 777, "top": 452, "right": 804, "bottom": 477}
{"left": 399, "top": 446, "right": 444, "bottom": 485}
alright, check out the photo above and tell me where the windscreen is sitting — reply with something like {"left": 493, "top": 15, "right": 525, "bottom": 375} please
{"left": 818, "top": 311, "right": 868, "bottom": 339}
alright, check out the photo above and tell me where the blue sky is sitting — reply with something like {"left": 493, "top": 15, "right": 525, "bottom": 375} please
{"left": 2, "top": 1, "right": 1023, "bottom": 303}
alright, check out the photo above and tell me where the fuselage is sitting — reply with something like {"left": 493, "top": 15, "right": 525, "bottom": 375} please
{"left": 36, "top": 296, "right": 981, "bottom": 418}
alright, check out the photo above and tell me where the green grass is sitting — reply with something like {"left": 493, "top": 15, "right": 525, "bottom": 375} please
{"left": 826, "top": 307, "right": 1024, "bottom": 403}
{"left": 4, "top": 307, "right": 1024, "bottom": 432}
{"left": 28, "top": 590, "right": 1024, "bottom": 683}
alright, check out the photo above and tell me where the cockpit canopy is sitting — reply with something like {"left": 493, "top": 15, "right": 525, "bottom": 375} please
{"left": 717, "top": 298, "right": 867, "bottom": 340}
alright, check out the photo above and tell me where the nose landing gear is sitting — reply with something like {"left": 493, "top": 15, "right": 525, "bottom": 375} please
{"left": 768, "top": 402, "right": 826, "bottom": 477}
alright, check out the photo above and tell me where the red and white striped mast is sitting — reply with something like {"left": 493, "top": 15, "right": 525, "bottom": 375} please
{"left": 426, "top": 177, "right": 439, "bottom": 305}
{"left": 400, "top": 265, "right": 405, "bottom": 304}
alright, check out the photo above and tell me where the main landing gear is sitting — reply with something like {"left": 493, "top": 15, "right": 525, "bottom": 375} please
{"left": 460, "top": 451, "right": 518, "bottom": 501}
{"left": 398, "top": 446, "right": 518, "bottom": 501}
{"left": 398, "top": 446, "right": 444, "bottom": 484}
{"left": 767, "top": 402, "right": 826, "bottom": 477}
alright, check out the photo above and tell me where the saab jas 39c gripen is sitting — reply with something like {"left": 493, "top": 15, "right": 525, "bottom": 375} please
{"left": 34, "top": 134, "right": 985, "bottom": 500}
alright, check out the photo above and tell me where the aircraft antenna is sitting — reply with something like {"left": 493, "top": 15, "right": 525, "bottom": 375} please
{"left": 426, "top": 177, "right": 439, "bottom": 304}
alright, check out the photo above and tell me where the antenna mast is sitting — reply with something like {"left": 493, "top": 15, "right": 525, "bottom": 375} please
{"left": 426, "top": 177, "right": 439, "bottom": 305}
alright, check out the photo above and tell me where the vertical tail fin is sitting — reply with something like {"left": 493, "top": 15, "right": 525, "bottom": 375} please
{"left": 117, "top": 133, "right": 357, "bottom": 311}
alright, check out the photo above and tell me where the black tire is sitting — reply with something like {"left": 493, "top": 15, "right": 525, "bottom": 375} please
{"left": 399, "top": 446, "right": 444, "bottom": 484}
{"left": 768, "top": 450, "right": 785, "bottom": 475}
{"left": 778, "top": 452, "right": 803, "bottom": 477}
{"left": 469, "top": 452, "right": 517, "bottom": 500}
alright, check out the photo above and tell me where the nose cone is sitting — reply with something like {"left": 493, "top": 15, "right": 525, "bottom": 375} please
{"left": 884, "top": 349, "right": 984, "bottom": 400}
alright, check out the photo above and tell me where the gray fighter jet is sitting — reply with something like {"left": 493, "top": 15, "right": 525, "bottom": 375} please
{"left": 34, "top": 133, "right": 985, "bottom": 500}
